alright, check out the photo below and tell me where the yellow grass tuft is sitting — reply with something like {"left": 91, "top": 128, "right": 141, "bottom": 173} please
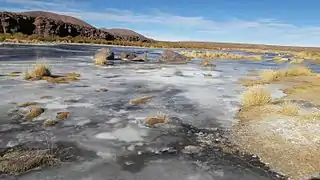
{"left": 25, "top": 107, "right": 45, "bottom": 120}
{"left": 24, "top": 64, "right": 51, "bottom": 80}
{"left": 145, "top": 115, "right": 169, "bottom": 126}
{"left": 283, "top": 66, "right": 314, "bottom": 76}
{"left": 279, "top": 101, "right": 300, "bottom": 116}
{"left": 0, "top": 149, "right": 58, "bottom": 175}
{"left": 18, "top": 102, "right": 40, "bottom": 107}
{"left": 260, "top": 69, "right": 283, "bottom": 82}
{"left": 56, "top": 112, "right": 70, "bottom": 120}
{"left": 241, "top": 86, "right": 272, "bottom": 107}
{"left": 180, "top": 51, "right": 263, "bottom": 61}
{"left": 130, "top": 96, "right": 154, "bottom": 105}
{"left": 254, "top": 66, "right": 314, "bottom": 84}
{"left": 43, "top": 119, "right": 59, "bottom": 127}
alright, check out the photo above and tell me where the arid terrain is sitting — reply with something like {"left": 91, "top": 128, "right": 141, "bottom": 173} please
{"left": 0, "top": 10, "right": 320, "bottom": 180}
{"left": 0, "top": 43, "right": 319, "bottom": 180}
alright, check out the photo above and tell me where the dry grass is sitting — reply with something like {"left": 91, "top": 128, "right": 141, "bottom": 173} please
{"left": 290, "top": 58, "right": 305, "bottom": 64}
{"left": 260, "top": 69, "right": 283, "bottom": 82}
{"left": 145, "top": 115, "right": 169, "bottom": 126}
{"left": 24, "top": 64, "right": 51, "bottom": 80}
{"left": 18, "top": 101, "right": 40, "bottom": 107}
{"left": 200, "top": 59, "right": 216, "bottom": 67}
{"left": 237, "top": 104, "right": 278, "bottom": 121}
{"left": 240, "top": 66, "right": 315, "bottom": 86}
{"left": 302, "top": 113, "right": 320, "bottom": 120}
{"left": 279, "top": 101, "right": 300, "bottom": 116}
{"left": 25, "top": 107, "right": 45, "bottom": 120}
{"left": 41, "top": 76, "right": 79, "bottom": 84}
{"left": 272, "top": 56, "right": 289, "bottom": 62}
{"left": 0, "top": 149, "right": 58, "bottom": 175}
{"left": 24, "top": 64, "right": 80, "bottom": 83}
{"left": 284, "top": 66, "right": 314, "bottom": 76}
{"left": 241, "top": 86, "right": 272, "bottom": 108}
{"left": 67, "top": 72, "right": 80, "bottom": 78}
{"left": 6, "top": 72, "right": 21, "bottom": 77}
{"left": 56, "top": 112, "right": 70, "bottom": 120}
{"left": 281, "top": 76, "right": 320, "bottom": 105}
{"left": 40, "top": 96, "right": 53, "bottom": 99}
{"left": 43, "top": 119, "right": 59, "bottom": 127}
{"left": 180, "top": 51, "right": 263, "bottom": 61}
{"left": 130, "top": 96, "right": 154, "bottom": 105}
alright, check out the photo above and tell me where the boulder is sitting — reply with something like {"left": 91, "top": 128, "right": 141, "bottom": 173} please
{"left": 159, "top": 50, "right": 187, "bottom": 64}
{"left": 120, "top": 52, "right": 137, "bottom": 60}
{"left": 132, "top": 52, "right": 147, "bottom": 62}
{"left": 93, "top": 48, "right": 114, "bottom": 65}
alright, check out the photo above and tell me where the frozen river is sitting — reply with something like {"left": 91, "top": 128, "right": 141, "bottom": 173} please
{"left": 0, "top": 44, "right": 285, "bottom": 180}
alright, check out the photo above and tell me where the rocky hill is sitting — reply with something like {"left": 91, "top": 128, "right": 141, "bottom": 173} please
{"left": 0, "top": 11, "right": 152, "bottom": 42}
{"left": 20, "top": 11, "right": 93, "bottom": 27}
{"left": 101, "top": 28, "right": 153, "bottom": 42}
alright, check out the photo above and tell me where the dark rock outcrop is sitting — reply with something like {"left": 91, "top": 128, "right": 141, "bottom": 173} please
{"left": 101, "top": 28, "right": 153, "bottom": 42}
{"left": 0, "top": 11, "right": 152, "bottom": 42}
{"left": 20, "top": 11, "right": 93, "bottom": 27}
{"left": 0, "top": 12, "right": 35, "bottom": 34}
{"left": 132, "top": 53, "right": 148, "bottom": 62}
{"left": 159, "top": 50, "right": 188, "bottom": 64}
{"left": 120, "top": 52, "right": 137, "bottom": 61}
{"left": 0, "top": 12, "right": 114, "bottom": 40}
{"left": 119, "top": 52, "right": 148, "bottom": 62}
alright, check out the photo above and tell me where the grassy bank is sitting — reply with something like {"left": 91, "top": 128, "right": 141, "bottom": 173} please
{"left": 232, "top": 65, "right": 320, "bottom": 180}
{"left": 1, "top": 33, "right": 320, "bottom": 61}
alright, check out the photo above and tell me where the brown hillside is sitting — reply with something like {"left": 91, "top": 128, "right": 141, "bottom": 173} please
{"left": 20, "top": 11, "right": 93, "bottom": 27}
{"left": 101, "top": 28, "right": 153, "bottom": 42}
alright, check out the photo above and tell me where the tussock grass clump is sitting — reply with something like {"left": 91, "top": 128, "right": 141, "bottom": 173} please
{"left": 283, "top": 66, "right": 314, "bottom": 76}
{"left": 56, "top": 112, "right": 70, "bottom": 120}
{"left": 24, "top": 64, "right": 51, "bottom": 80}
{"left": 0, "top": 149, "right": 58, "bottom": 175}
{"left": 130, "top": 96, "right": 154, "bottom": 105}
{"left": 43, "top": 119, "right": 59, "bottom": 127}
{"left": 24, "top": 64, "right": 80, "bottom": 83}
{"left": 260, "top": 70, "right": 283, "bottom": 82}
{"left": 241, "top": 86, "right": 272, "bottom": 107}
{"left": 145, "top": 115, "right": 169, "bottom": 126}
{"left": 25, "top": 107, "right": 45, "bottom": 120}
{"left": 279, "top": 102, "right": 300, "bottom": 116}
{"left": 242, "top": 66, "right": 315, "bottom": 86}
{"left": 18, "top": 102, "right": 40, "bottom": 107}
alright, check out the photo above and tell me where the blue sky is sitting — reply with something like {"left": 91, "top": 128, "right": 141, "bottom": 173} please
{"left": 1, "top": 0, "right": 320, "bottom": 47}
